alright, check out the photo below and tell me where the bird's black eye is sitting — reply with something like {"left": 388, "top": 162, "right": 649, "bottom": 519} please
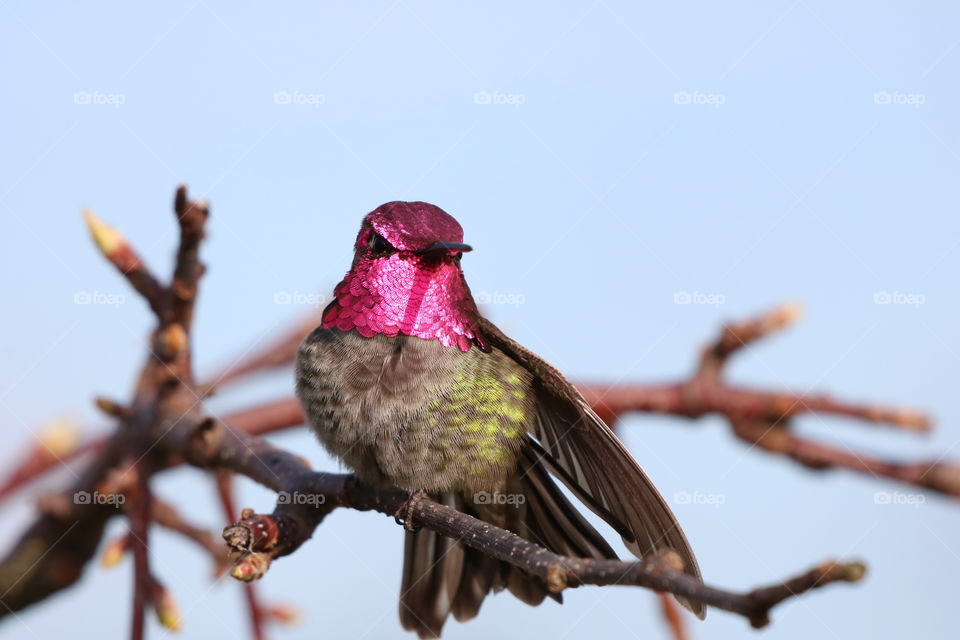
{"left": 368, "top": 232, "right": 393, "bottom": 254}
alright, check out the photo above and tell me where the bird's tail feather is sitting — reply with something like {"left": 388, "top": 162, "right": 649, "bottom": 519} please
{"left": 399, "top": 451, "right": 616, "bottom": 638}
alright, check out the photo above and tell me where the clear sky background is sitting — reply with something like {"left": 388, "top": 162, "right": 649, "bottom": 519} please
{"left": 1, "top": 2, "right": 957, "bottom": 639}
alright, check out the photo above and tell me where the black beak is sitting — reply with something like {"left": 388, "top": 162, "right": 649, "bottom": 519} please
{"left": 414, "top": 241, "right": 473, "bottom": 255}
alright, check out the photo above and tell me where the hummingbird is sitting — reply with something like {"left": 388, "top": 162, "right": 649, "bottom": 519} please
{"left": 295, "top": 201, "right": 703, "bottom": 637}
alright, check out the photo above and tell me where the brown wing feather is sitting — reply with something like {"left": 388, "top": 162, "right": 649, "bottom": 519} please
{"left": 478, "top": 317, "right": 705, "bottom": 618}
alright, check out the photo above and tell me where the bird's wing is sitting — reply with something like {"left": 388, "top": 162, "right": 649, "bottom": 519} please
{"left": 477, "top": 317, "right": 705, "bottom": 617}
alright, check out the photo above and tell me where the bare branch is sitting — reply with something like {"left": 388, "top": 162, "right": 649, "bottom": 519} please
{"left": 177, "top": 416, "right": 864, "bottom": 627}
{"left": 204, "top": 312, "right": 322, "bottom": 389}
{"left": 658, "top": 593, "right": 690, "bottom": 640}
{"left": 83, "top": 210, "right": 165, "bottom": 316}
{"left": 0, "top": 434, "right": 126, "bottom": 613}
{"left": 731, "top": 419, "right": 960, "bottom": 493}
{"left": 148, "top": 574, "right": 182, "bottom": 632}
{"left": 151, "top": 498, "right": 230, "bottom": 573}
{"left": 215, "top": 472, "right": 266, "bottom": 640}
{"left": 208, "top": 426, "right": 864, "bottom": 628}
{"left": 222, "top": 398, "right": 306, "bottom": 436}
{"left": 169, "top": 185, "right": 208, "bottom": 332}
{"left": 129, "top": 463, "right": 152, "bottom": 640}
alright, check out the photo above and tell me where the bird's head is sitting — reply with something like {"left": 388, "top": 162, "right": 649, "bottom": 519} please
{"left": 323, "top": 202, "right": 485, "bottom": 351}
{"left": 355, "top": 200, "right": 473, "bottom": 261}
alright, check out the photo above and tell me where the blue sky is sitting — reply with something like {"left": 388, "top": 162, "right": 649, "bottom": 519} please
{"left": 1, "top": 1, "right": 957, "bottom": 639}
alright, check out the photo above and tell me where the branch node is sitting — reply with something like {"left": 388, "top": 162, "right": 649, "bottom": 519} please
{"left": 921, "top": 463, "right": 960, "bottom": 495}
{"left": 645, "top": 549, "right": 686, "bottom": 574}
{"left": 82, "top": 208, "right": 165, "bottom": 316}
{"left": 265, "top": 602, "right": 302, "bottom": 626}
{"left": 223, "top": 512, "right": 281, "bottom": 553}
{"left": 94, "top": 397, "right": 131, "bottom": 420}
{"left": 155, "top": 323, "right": 188, "bottom": 361}
{"left": 230, "top": 552, "right": 271, "bottom": 582}
{"left": 149, "top": 576, "right": 182, "bottom": 632}
{"left": 545, "top": 563, "right": 570, "bottom": 594}
{"left": 83, "top": 209, "right": 125, "bottom": 257}
{"left": 100, "top": 535, "right": 130, "bottom": 568}
{"left": 186, "top": 417, "right": 218, "bottom": 455}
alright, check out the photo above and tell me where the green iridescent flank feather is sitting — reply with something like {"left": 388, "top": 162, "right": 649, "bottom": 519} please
{"left": 411, "top": 349, "right": 533, "bottom": 481}
{"left": 454, "top": 370, "right": 527, "bottom": 454}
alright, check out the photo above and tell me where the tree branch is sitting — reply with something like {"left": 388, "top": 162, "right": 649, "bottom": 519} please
{"left": 201, "top": 416, "right": 864, "bottom": 629}
{"left": 83, "top": 210, "right": 165, "bottom": 316}
{"left": 169, "top": 185, "right": 208, "bottom": 332}
{"left": 129, "top": 463, "right": 152, "bottom": 640}
{"left": 215, "top": 472, "right": 266, "bottom": 640}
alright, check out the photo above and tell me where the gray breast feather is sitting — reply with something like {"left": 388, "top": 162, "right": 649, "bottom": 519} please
{"left": 296, "top": 328, "right": 461, "bottom": 487}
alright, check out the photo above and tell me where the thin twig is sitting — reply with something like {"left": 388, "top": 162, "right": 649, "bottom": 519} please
{"left": 83, "top": 210, "right": 165, "bottom": 315}
{"left": 216, "top": 472, "right": 266, "bottom": 640}
{"left": 205, "top": 312, "right": 322, "bottom": 389}
{"left": 129, "top": 464, "right": 152, "bottom": 640}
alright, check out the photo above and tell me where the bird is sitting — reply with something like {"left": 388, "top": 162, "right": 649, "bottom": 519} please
{"left": 295, "top": 201, "right": 703, "bottom": 637}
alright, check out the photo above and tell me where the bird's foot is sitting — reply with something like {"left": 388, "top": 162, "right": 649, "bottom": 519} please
{"left": 394, "top": 489, "right": 430, "bottom": 532}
